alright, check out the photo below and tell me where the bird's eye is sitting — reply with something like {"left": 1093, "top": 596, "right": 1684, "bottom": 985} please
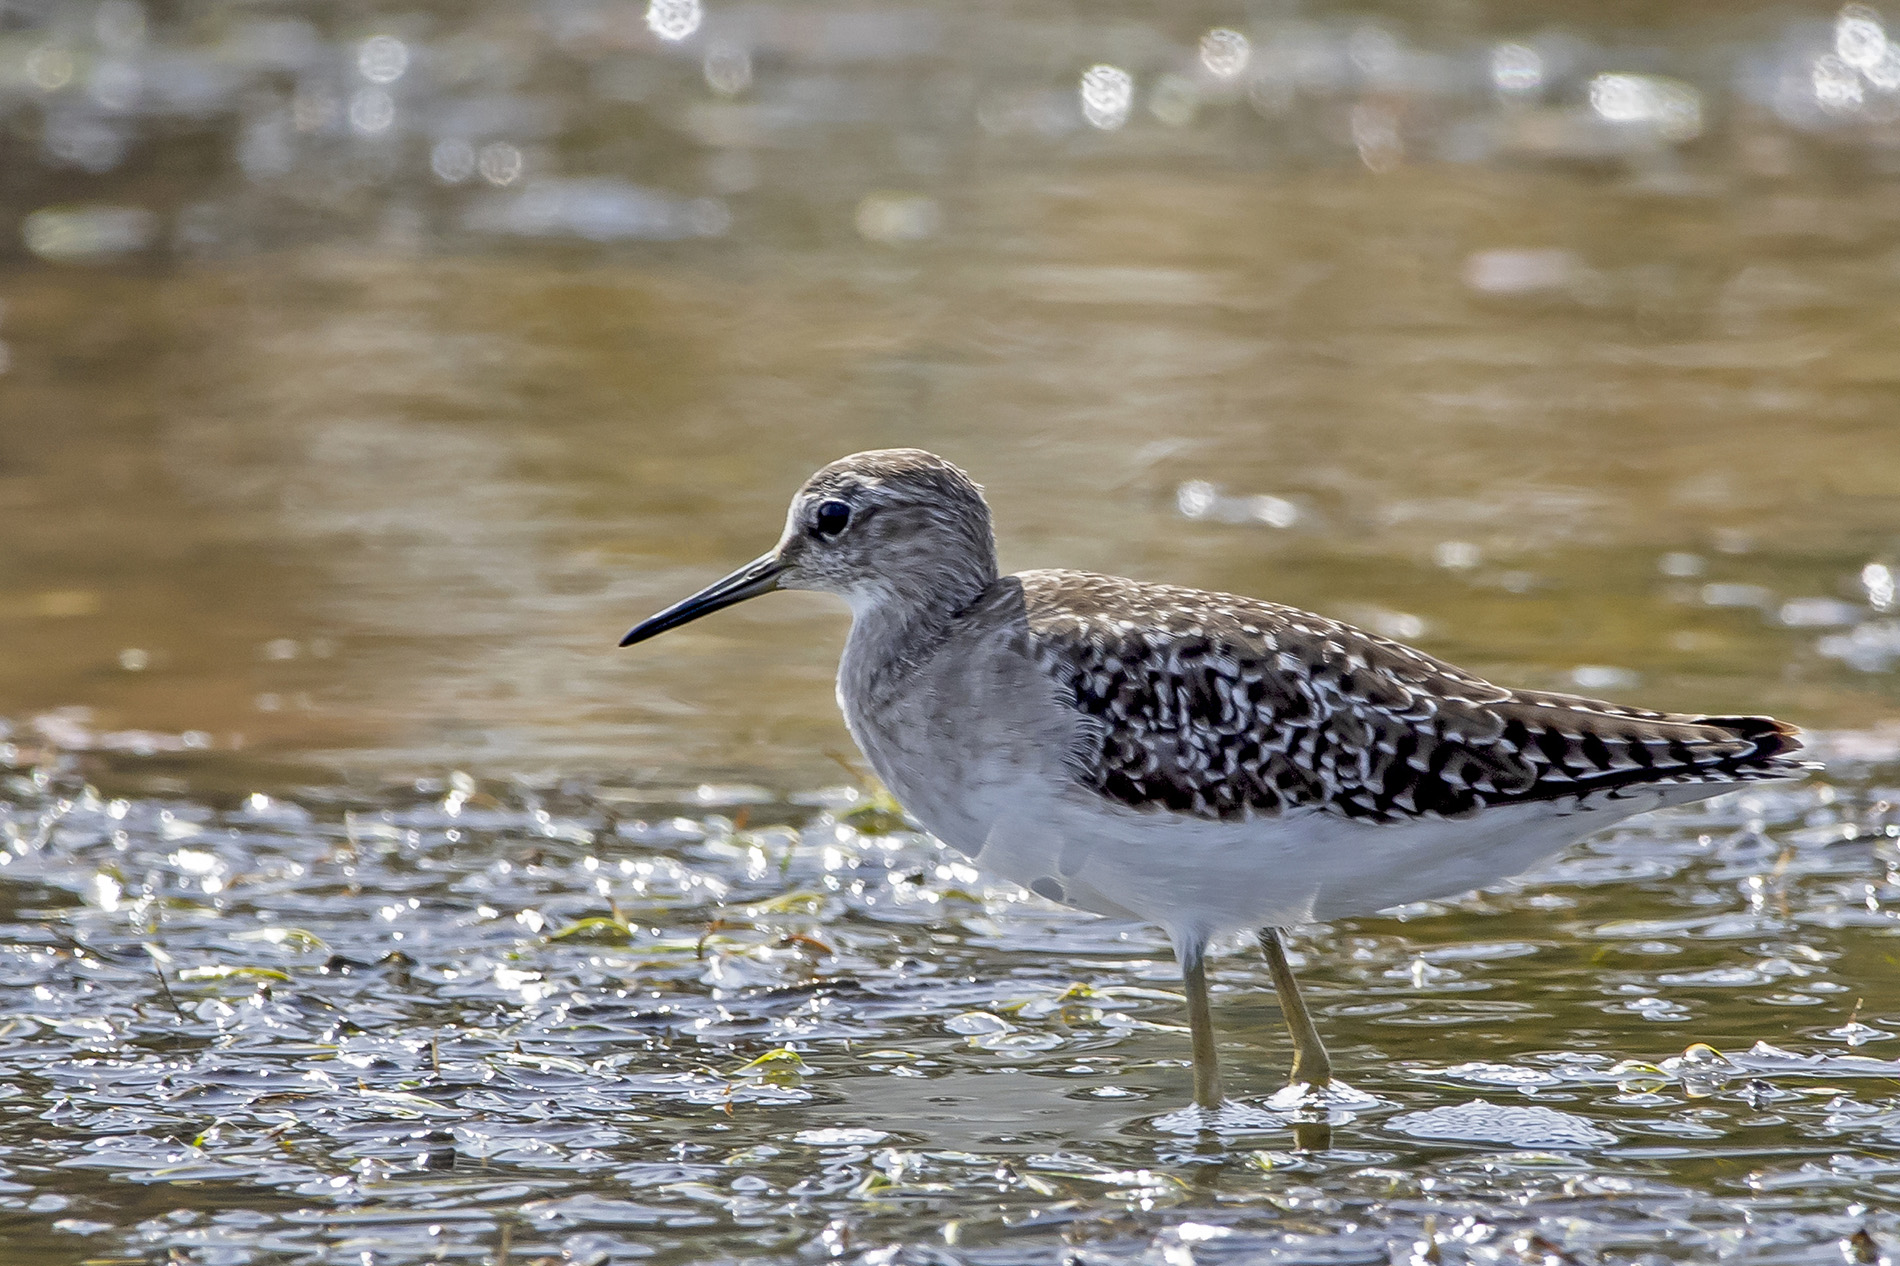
{"left": 813, "top": 500, "right": 851, "bottom": 537}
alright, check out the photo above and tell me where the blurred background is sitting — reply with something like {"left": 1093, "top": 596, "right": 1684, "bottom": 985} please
{"left": 9, "top": 8, "right": 1900, "bottom": 1261}
{"left": 2, "top": 0, "right": 1898, "bottom": 792}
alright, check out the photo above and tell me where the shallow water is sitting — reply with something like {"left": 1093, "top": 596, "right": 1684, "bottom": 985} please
{"left": 6, "top": 753, "right": 1900, "bottom": 1264}
{"left": 5, "top": 0, "right": 1900, "bottom": 1261}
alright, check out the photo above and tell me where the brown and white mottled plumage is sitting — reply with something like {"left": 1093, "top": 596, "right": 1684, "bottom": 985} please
{"left": 1025, "top": 570, "right": 1803, "bottom": 826}
{"left": 620, "top": 448, "right": 1812, "bottom": 1118}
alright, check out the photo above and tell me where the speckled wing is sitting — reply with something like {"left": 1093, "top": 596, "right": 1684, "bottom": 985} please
{"left": 1019, "top": 570, "right": 1807, "bottom": 824}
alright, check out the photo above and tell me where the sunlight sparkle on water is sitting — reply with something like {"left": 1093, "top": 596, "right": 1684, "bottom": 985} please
{"left": 357, "top": 35, "right": 409, "bottom": 84}
{"left": 1489, "top": 43, "right": 1544, "bottom": 99}
{"left": 477, "top": 141, "right": 523, "bottom": 185}
{"left": 1588, "top": 73, "right": 1703, "bottom": 140}
{"left": 1836, "top": 4, "right": 1889, "bottom": 69}
{"left": 1868, "top": 43, "right": 1900, "bottom": 89}
{"left": 25, "top": 46, "right": 74, "bottom": 92}
{"left": 1813, "top": 54, "right": 1867, "bottom": 112}
{"left": 855, "top": 192, "right": 940, "bottom": 244}
{"left": 1347, "top": 25, "right": 1403, "bottom": 86}
{"left": 349, "top": 88, "right": 395, "bottom": 134}
{"left": 1198, "top": 29, "right": 1250, "bottom": 80}
{"left": 703, "top": 42, "right": 751, "bottom": 95}
{"left": 1462, "top": 247, "right": 1575, "bottom": 295}
{"left": 1434, "top": 542, "right": 1481, "bottom": 571}
{"left": 431, "top": 138, "right": 476, "bottom": 183}
{"left": 1352, "top": 102, "right": 1401, "bottom": 171}
{"left": 1080, "top": 64, "right": 1133, "bottom": 130}
{"left": 646, "top": 0, "right": 703, "bottom": 43}
{"left": 1864, "top": 562, "right": 1896, "bottom": 611}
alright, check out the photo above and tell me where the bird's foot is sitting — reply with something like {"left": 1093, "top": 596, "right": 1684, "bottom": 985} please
{"left": 1152, "top": 1099, "right": 1288, "bottom": 1137}
{"left": 1263, "top": 1078, "right": 1380, "bottom": 1113}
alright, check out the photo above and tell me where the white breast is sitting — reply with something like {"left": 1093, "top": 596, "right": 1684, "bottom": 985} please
{"left": 836, "top": 599, "right": 1078, "bottom": 860}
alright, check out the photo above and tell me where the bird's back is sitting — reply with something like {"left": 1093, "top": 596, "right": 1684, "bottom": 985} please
{"left": 1017, "top": 570, "right": 1806, "bottom": 827}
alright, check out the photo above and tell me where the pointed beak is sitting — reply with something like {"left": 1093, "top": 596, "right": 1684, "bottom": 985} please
{"left": 618, "top": 553, "right": 785, "bottom": 647}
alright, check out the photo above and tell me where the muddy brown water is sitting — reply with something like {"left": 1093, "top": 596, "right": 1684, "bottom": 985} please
{"left": 4, "top": 1, "right": 1900, "bottom": 1262}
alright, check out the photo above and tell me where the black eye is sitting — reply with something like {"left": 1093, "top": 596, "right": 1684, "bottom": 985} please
{"left": 813, "top": 500, "right": 851, "bottom": 537}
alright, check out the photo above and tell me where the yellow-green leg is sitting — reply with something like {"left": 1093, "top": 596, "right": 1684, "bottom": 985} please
{"left": 1178, "top": 946, "right": 1223, "bottom": 1110}
{"left": 1259, "top": 927, "right": 1332, "bottom": 1088}
{"left": 1260, "top": 927, "right": 1333, "bottom": 1151}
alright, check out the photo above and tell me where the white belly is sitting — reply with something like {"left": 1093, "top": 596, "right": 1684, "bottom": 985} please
{"left": 956, "top": 782, "right": 1729, "bottom": 947}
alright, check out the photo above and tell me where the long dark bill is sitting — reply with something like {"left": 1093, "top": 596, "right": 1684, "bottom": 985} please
{"left": 618, "top": 553, "right": 785, "bottom": 647}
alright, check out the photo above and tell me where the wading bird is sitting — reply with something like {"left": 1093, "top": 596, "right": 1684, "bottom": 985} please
{"left": 620, "top": 450, "right": 1806, "bottom": 1131}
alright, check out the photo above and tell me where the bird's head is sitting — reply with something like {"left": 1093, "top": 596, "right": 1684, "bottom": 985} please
{"left": 619, "top": 449, "right": 997, "bottom": 647}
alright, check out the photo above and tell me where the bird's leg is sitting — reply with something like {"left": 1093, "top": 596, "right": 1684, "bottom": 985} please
{"left": 1259, "top": 927, "right": 1333, "bottom": 1151}
{"left": 1178, "top": 944, "right": 1224, "bottom": 1110}
{"left": 1258, "top": 927, "right": 1331, "bottom": 1089}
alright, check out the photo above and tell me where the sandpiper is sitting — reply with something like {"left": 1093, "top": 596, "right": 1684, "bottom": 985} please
{"left": 620, "top": 450, "right": 1807, "bottom": 1118}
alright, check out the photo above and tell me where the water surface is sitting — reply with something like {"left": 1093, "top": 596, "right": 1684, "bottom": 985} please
{"left": 3, "top": 0, "right": 1900, "bottom": 1261}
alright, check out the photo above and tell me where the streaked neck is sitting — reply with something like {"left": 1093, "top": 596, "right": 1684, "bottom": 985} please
{"left": 840, "top": 573, "right": 987, "bottom": 697}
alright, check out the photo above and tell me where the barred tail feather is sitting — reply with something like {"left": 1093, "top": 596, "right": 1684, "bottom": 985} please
{"left": 1694, "top": 714, "right": 1811, "bottom": 779}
